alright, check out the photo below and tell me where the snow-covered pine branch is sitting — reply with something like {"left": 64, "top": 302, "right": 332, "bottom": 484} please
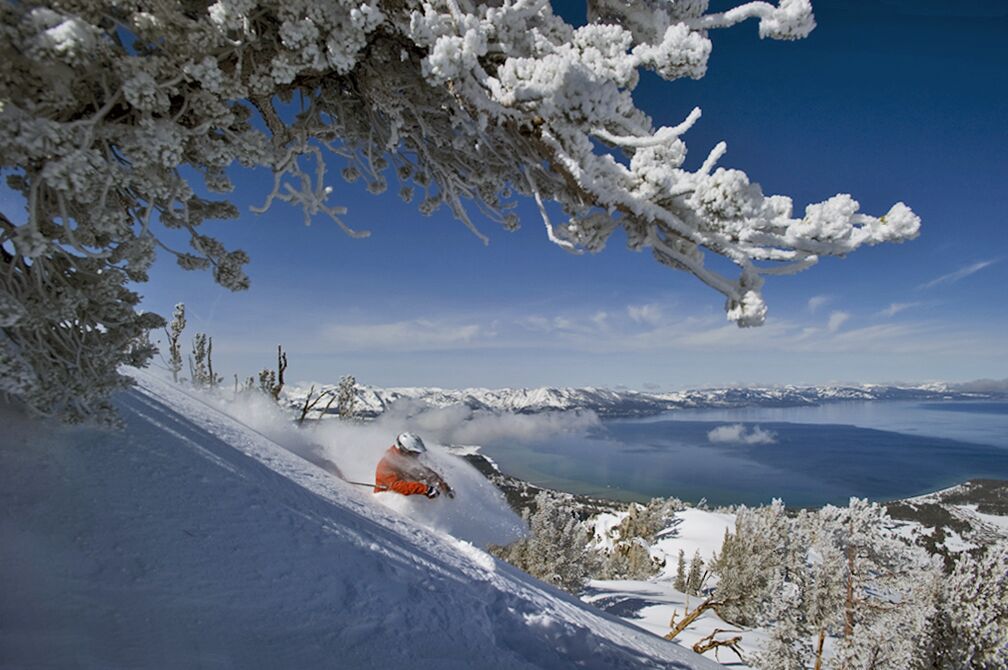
{"left": 490, "top": 490, "right": 597, "bottom": 593}
{"left": 0, "top": 0, "right": 919, "bottom": 422}
{"left": 718, "top": 498, "right": 945, "bottom": 670}
{"left": 930, "top": 541, "right": 1008, "bottom": 669}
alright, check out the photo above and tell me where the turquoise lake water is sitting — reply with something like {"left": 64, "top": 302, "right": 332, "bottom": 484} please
{"left": 476, "top": 401, "right": 1008, "bottom": 507}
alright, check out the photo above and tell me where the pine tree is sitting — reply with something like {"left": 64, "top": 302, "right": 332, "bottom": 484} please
{"left": 931, "top": 541, "right": 1008, "bottom": 669}
{"left": 336, "top": 375, "right": 357, "bottom": 420}
{"left": 713, "top": 499, "right": 790, "bottom": 625}
{"left": 165, "top": 303, "right": 186, "bottom": 383}
{"left": 190, "top": 333, "right": 209, "bottom": 388}
{"left": 751, "top": 498, "right": 939, "bottom": 670}
{"left": 674, "top": 549, "right": 688, "bottom": 592}
{"left": 258, "top": 370, "right": 275, "bottom": 396}
{"left": 599, "top": 538, "right": 660, "bottom": 581}
{"left": 596, "top": 497, "right": 680, "bottom": 581}
{"left": 627, "top": 497, "right": 682, "bottom": 541}
{"left": 189, "top": 333, "right": 222, "bottom": 389}
{"left": 687, "top": 550, "right": 705, "bottom": 596}
{"left": 490, "top": 491, "right": 597, "bottom": 594}
{"left": 819, "top": 498, "right": 926, "bottom": 665}
{"left": 752, "top": 577, "right": 809, "bottom": 670}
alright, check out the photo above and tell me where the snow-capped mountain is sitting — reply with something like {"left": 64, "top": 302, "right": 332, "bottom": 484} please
{"left": 289, "top": 380, "right": 1000, "bottom": 419}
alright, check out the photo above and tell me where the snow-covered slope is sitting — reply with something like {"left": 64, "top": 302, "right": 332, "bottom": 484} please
{"left": 0, "top": 372, "right": 721, "bottom": 669}
{"left": 288, "top": 380, "right": 1000, "bottom": 420}
{"left": 586, "top": 508, "right": 765, "bottom": 666}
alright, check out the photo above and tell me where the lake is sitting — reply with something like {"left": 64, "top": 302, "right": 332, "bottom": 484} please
{"left": 476, "top": 401, "right": 1008, "bottom": 508}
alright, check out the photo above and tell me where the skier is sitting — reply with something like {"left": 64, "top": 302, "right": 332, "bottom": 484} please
{"left": 374, "top": 432, "right": 454, "bottom": 499}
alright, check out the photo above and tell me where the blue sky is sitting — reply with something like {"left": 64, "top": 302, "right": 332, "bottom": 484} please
{"left": 137, "top": 0, "right": 1008, "bottom": 390}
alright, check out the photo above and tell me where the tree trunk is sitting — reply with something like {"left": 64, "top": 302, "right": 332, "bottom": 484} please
{"left": 692, "top": 629, "right": 745, "bottom": 664}
{"left": 814, "top": 626, "right": 826, "bottom": 670}
{"left": 272, "top": 344, "right": 287, "bottom": 401}
{"left": 845, "top": 544, "right": 855, "bottom": 638}
{"left": 207, "top": 337, "right": 216, "bottom": 388}
{"left": 665, "top": 597, "right": 721, "bottom": 640}
{"left": 297, "top": 385, "right": 317, "bottom": 425}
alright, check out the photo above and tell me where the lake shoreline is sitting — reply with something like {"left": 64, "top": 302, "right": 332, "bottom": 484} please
{"left": 471, "top": 401, "right": 1008, "bottom": 508}
{"left": 461, "top": 448, "right": 1008, "bottom": 570}
{"left": 461, "top": 448, "right": 1007, "bottom": 514}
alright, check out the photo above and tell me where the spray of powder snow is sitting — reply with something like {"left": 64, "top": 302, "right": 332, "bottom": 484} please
{"left": 373, "top": 398, "right": 601, "bottom": 444}
{"left": 707, "top": 423, "right": 778, "bottom": 445}
{"left": 189, "top": 392, "right": 604, "bottom": 548}
{"left": 308, "top": 413, "right": 528, "bottom": 547}
{"left": 302, "top": 399, "right": 599, "bottom": 546}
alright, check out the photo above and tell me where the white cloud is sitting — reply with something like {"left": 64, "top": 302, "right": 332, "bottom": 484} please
{"left": 807, "top": 295, "right": 831, "bottom": 313}
{"left": 519, "top": 314, "right": 591, "bottom": 334}
{"left": 707, "top": 424, "right": 777, "bottom": 445}
{"left": 371, "top": 399, "right": 601, "bottom": 446}
{"left": 918, "top": 259, "right": 999, "bottom": 290}
{"left": 827, "top": 311, "right": 850, "bottom": 333}
{"left": 627, "top": 303, "right": 663, "bottom": 325}
{"left": 792, "top": 321, "right": 995, "bottom": 355}
{"left": 307, "top": 298, "right": 1001, "bottom": 365}
{"left": 880, "top": 302, "right": 920, "bottom": 318}
{"left": 324, "top": 319, "right": 483, "bottom": 351}
{"left": 519, "top": 316, "right": 551, "bottom": 332}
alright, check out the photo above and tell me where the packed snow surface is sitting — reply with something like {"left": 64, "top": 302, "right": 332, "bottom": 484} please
{"left": 959, "top": 505, "right": 1008, "bottom": 533}
{"left": 583, "top": 580, "right": 769, "bottom": 667}
{"left": 652, "top": 509, "right": 737, "bottom": 578}
{"left": 587, "top": 507, "right": 763, "bottom": 667}
{"left": 0, "top": 371, "right": 721, "bottom": 669}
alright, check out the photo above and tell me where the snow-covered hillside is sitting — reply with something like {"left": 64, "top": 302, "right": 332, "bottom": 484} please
{"left": 0, "top": 372, "right": 722, "bottom": 669}
{"left": 287, "top": 379, "right": 1001, "bottom": 420}
{"left": 586, "top": 507, "right": 767, "bottom": 665}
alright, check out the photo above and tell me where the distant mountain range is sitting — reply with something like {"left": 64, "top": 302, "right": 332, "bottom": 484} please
{"left": 287, "top": 380, "right": 1006, "bottom": 419}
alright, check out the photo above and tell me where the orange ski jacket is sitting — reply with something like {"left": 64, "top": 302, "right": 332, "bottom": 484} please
{"left": 374, "top": 446, "right": 447, "bottom": 496}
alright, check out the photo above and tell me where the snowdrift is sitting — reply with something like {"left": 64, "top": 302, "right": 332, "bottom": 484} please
{"left": 0, "top": 372, "right": 720, "bottom": 669}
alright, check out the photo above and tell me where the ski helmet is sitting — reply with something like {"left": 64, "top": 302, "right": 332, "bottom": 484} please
{"left": 395, "top": 432, "right": 427, "bottom": 454}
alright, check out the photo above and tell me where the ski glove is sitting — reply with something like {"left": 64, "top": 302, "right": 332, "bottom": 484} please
{"left": 425, "top": 485, "right": 441, "bottom": 499}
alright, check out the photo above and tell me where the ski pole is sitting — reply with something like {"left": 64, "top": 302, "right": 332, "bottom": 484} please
{"left": 344, "top": 479, "right": 385, "bottom": 490}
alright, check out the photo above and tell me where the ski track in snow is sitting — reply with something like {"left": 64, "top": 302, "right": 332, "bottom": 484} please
{"left": 0, "top": 371, "right": 720, "bottom": 669}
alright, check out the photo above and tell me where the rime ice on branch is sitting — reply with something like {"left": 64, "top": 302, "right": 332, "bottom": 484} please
{"left": 0, "top": 0, "right": 919, "bottom": 421}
